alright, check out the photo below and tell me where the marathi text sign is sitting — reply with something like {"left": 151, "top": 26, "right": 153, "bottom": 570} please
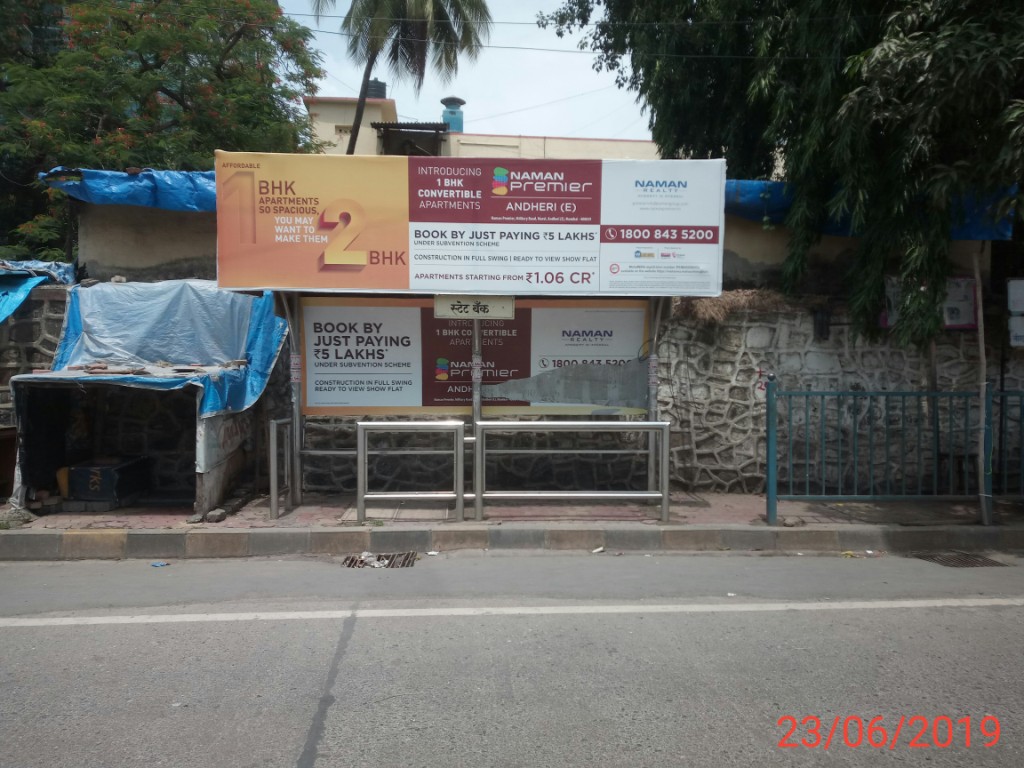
{"left": 302, "top": 298, "right": 649, "bottom": 415}
{"left": 216, "top": 152, "right": 724, "bottom": 297}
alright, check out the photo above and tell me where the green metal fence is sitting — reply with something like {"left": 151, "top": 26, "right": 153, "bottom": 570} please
{"left": 765, "top": 376, "right": 1000, "bottom": 526}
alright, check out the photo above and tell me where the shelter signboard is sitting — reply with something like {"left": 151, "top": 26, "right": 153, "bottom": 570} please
{"left": 301, "top": 297, "right": 649, "bottom": 415}
{"left": 216, "top": 152, "right": 724, "bottom": 296}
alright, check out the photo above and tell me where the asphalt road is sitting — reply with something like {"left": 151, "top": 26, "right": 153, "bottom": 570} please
{"left": 1, "top": 552, "right": 1022, "bottom": 767}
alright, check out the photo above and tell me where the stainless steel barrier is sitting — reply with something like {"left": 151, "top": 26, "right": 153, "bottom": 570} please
{"left": 268, "top": 418, "right": 293, "bottom": 520}
{"left": 356, "top": 421, "right": 466, "bottom": 523}
{"left": 473, "top": 420, "right": 671, "bottom": 522}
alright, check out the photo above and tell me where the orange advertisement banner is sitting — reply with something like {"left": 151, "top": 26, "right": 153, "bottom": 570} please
{"left": 216, "top": 151, "right": 410, "bottom": 292}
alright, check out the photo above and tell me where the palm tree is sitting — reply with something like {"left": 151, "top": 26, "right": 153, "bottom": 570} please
{"left": 311, "top": 0, "right": 492, "bottom": 154}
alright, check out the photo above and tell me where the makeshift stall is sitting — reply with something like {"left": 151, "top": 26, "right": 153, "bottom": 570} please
{"left": 9, "top": 280, "right": 287, "bottom": 513}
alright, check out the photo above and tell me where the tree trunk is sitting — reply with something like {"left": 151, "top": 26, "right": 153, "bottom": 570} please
{"left": 346, "top": 54, "right": 377, "bottom": 155}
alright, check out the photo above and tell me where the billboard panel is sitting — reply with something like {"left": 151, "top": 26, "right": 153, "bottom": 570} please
{"left": 302, "top": 298, "right": 649, "bottom": 416}
{"left": 217, "top": 152, "right": 724, "bottom": 297}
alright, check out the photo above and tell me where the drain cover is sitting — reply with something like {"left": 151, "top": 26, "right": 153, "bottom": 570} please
{"left": 911, "top": 551, "right": 1008, "bottom": 568}
{"left": 342, "top": 552, "right": 418, "bottom": 569}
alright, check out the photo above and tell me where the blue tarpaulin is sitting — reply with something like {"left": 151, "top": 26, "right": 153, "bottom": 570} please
{"left": 0, "top": 259, "right": 75, "bottom": 284}
{"left": 41, "top": 167, "right": 216, "bottom": 213}
{"left": 0, "top": 259, "right": 75, "bottom": 324}
{"left": 722, "top": 180, "right": 1015, "bottom": 241}
{"left": 0, "top": 276, "right": 47, "bottom": 324}
{"left": 12, "top": 280, "right": 287, "bottom": 417}
{"left": 41, "top": 167, "right": 1013, "bottom": 240}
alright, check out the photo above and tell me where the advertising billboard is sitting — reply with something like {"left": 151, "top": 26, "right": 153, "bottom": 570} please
{"left": 217, "top": 152, "right": 725, "bottom": 297}
{"left": 302, "top": 297, "right": 649, "bottom": 415}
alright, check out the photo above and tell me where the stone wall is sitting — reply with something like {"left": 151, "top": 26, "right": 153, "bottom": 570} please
{"left": 658, "top": 306, "right": 1014, "bottom": 492}
{"left": 0, "top": 286, "right": 68, "bottom": 428}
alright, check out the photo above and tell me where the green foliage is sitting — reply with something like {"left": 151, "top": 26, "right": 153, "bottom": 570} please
{"left": 0, "top": 0, "right": 327, "bottom": 256}
{"left": 540, "top": 0, "right": 777, "bottom": 177}
{"left": 543, "top": 0, "right": 1024, "bottom": 347}
{"left": 313, "top": 0, "right": 491, "bottom": 153}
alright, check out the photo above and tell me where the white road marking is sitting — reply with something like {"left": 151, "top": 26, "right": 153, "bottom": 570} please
{"left": 0, "top": 596, "right": 1022, "bottom": 627}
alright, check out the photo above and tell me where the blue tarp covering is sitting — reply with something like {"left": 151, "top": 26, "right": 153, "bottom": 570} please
{"left": 722, "top": 180, "right": 1015, "bottom": 241}
{"left": 41, "top": 167, "right": 1013, "bottom": 241}
{"left": 13, "top": 280, "right": 287, "bottom": 417}
{"left": 0, "top": 276, "right": 47, "bottom": 324}
{"left": 0, "top": 259, "right": 75, "bottom": 284}
{"left": 42, "top": 167, "right": 216, "bottom": 213}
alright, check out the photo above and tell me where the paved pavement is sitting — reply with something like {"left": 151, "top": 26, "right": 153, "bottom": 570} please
{"left": 2, "top": 492, "right": 1023, "bottom": 560}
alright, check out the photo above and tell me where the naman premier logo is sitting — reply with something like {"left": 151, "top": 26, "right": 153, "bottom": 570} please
{"left": 435, "top": 357, "right": 450, "bottom": 381}
{"left": 491, "top": 167, "right": 595, "bottom": 195}
{"left": 492, "top": 167, "right": 509, "bottom": 196}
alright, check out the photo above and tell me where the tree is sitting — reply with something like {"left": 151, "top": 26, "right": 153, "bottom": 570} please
{"left": 0, "top": 0, "right": 326, "bottom": 259}
{"left": 312, "top": 0, "right": 492, "bottom": 154}
{"left": 543, "top": 0, "right": 1024, "bottom": 346}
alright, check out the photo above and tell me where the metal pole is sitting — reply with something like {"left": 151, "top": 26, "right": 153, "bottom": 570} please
{"left": 281, "top": 293, "right": 302, "bottom": 508}
{"left": 766, "top": 374, "right": 779, "bottom": 525}
{"left": 474, "top": 423, "right": 485, "bottom": 521}
{"left": 269, "top": 420, "right": 279, "bottom": 520}
{"left": 472, "top": 318, "right": 482, "bottom": 521}
{"left": 454, "top": 422, "right": 465, "bottom": 521}
{"left": 659, "top": 422, "right": 670, "bottom": 522}
{"left": 472, "top": 318, "right": 482, "bottom": 425}
{"left": 356, "top": 422, "right": 367, "bottom": 523}
{"left": 647, "top": 298, "right": 662, "bottom": 493}
{"left": 980, "top": 381, "right": 994, "bottom": 525}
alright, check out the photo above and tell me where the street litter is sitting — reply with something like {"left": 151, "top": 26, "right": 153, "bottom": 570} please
{"left": 841, "top": 550, "right": 860, "bottom": 558}
{"left": 150, "top": 561, "right": 170, "bottom": 567}
{"left": 426, "top": 551, "right": 439, "bottom": 556}
{"left": 592, "top": 546, "right": 605, "bottom": 554}
{"left": 727, "top": 593, "right": 737, "bottom": 597}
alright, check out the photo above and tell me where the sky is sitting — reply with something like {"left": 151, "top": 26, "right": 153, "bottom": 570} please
{"left": 278, "top": 0, "right": 654, "bottom": 143}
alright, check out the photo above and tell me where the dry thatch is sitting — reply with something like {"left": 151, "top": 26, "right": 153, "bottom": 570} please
{"left": 672, "top": 289, "right": 794, "bottom": 326}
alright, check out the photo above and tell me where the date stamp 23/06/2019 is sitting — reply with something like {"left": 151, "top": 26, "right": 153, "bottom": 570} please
{"left": 777, "top": 715, "right": 1002, "bottom": 750}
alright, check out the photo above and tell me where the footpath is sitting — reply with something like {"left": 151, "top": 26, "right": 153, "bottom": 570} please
{"left": 1, "top": 493, "right": 1023, "bottom": 561}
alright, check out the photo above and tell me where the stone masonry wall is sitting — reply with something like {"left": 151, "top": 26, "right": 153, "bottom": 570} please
{"left": 658, "top": 307, "right": 1015, "bottom": 492}
{"left": 0, "top": 286, "right": 68, "bottom": 428}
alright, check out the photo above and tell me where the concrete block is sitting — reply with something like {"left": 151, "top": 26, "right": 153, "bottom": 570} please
{"left": 60, "top": 530, "right": 127, "bottom": 560}
{"left": 662, "top": 529, "right": 722, "bottom": 551}
{"left": 185, "top": 530, "right": 249, "bottom": 558}
{"left": 369, "top": 529, "right": 431, "bottom": 553}
{"left": 249, "top": 529, "right": 310, "bottom": 556}
{"left": 487, "top": 528, "right": 546, "bottom": 549}
{"left": 431, "top": 527, "right": 488, "bottom": 552}
{"left": 604, "top": 528, "right": 662, "bottom": 551}
{"left": 836, "top": 527, "right": 888, "bottom": 553}
{"left": 311, "top": 529, "right": 370, "bottom": 555}
{"left": 992, "top": 527, "right": 1024, "bottom": 552}
{"left": 941, "top": 527, "right": 1001, "bottom": 552}
{"left": 719, "top": 528, "right": 776, "bottom": 551}
{"left": 83, "top": 501, "right": 115, "bottom": 513}
{"left": 0, "top": 531, "right": 61, "bottom": 560}
{"left": 878, "top": 528, "right": 954, "bottom": 553}
{"left": 61, "top": 501, "right": 87, "bottom": 513}
{"left": 545, "top": 529, "right": 605, "bottom": 551}
{"left": 776, "top": 529, "right": 840, "bottom": 551}
{"left": 125, "top": 532, "right": 186, "bottom": 560}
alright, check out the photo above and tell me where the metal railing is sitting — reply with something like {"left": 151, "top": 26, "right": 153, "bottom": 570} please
{"left": 356, "top": 421, "right": 465, "bottom": 523}
{"left": 268, "top": 417, "right": 293, "bottom": 520}
{"left": 765, "top": 377, "right": 998, "bottom": 525}
{"left": 473, "top": 420, "right": 671, "bottom": 522}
